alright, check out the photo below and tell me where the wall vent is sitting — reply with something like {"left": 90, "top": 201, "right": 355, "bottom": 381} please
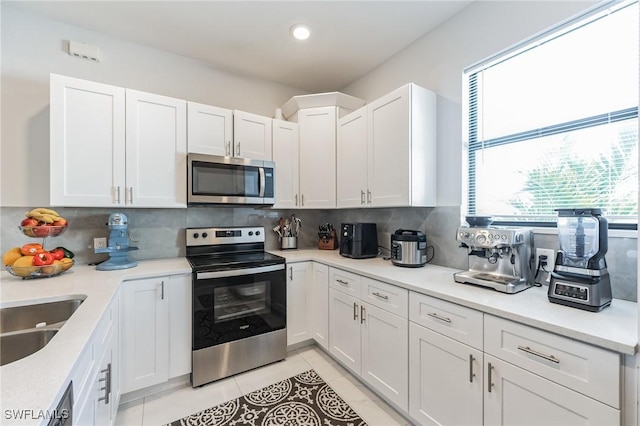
{"left": 67, "top": 40, "right": 100, "bottom": 62}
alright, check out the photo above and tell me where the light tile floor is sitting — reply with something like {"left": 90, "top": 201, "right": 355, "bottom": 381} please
{"left": 115, "top": 345, "right": 412, "bottom": 426}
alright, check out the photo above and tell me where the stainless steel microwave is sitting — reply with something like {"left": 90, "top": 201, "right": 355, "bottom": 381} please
{"left": 187, "top": 153, "right": 275, "bottom": 205}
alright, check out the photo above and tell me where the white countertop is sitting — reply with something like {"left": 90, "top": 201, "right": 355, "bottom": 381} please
{"left": 273, "top": 249, "right": 638, "bottom": 356}
{"left": 1, "top": 252, "right": 636, "bottom": 424}
{"left": 0, "top": 258, "right": 191, "bottom": 425}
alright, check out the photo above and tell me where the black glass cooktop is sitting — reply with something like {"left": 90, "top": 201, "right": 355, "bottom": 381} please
{"left": 187, "top": 251, "right": 285, "bottom": 272}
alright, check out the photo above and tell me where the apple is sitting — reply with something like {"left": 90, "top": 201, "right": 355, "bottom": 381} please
{"left": 52, "top": 218, "right": 68, "bottom": 227}
{"left": 21, "top": 218, "right": 39, "bottom": 227}
{"left": 32, "top": 226, "right": 52, "bottom": 238}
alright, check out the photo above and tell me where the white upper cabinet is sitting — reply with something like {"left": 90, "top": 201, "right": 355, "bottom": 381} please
{"left": 233, "top": 110, "right": 272, "bottom": 161}
{"left": 186, "top": 101, "right": 233, "bottom": 156}
{"left": 272, "top": 119, "right": 300, "bottom": 208}
{"left": 50, "top": 74, "right": 187, "bottom": 208}
{"left": 337, "top": 106, "right": 368, "bottom": 208}
{"left": 337, "top": 83, "right": 437, "bottom": 208}
{"left": 50, "top": 74, "right": 126, "bottom": 207}
{"left": 298, "top": 106, "right": 338, "bottom": 208}
{"left": 126, "top": 89, "right": 187, "bottom": 208}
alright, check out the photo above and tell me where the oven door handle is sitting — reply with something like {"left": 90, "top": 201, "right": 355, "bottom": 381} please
{"left": 196, "top": 264, "right": 284, "bottom": 280}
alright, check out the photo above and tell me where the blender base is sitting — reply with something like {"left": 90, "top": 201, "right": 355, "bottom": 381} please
{"left": 548, "top": 272, "right": 612, "bottom": 312}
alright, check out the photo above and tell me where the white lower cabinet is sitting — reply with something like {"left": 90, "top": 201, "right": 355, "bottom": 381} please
{"left": 73, "top": 294, "right": 120, "bottom": 426}
{"left": 409, "top": 322, "right": 483, "bottom": 425}
{"left": 287, "top": 262, "right": 312, "bottom": 346}
{"left": 121, "top": 274, "right": 191, "bottom": 394}
{"left": 329, "top": 268, "right": 409, "bottom": 411}
{"left": 310, "top": 263, "right": 329, "bottom": 349}
{"left": 484, "top": 355, "right": 619, "bottom": 425}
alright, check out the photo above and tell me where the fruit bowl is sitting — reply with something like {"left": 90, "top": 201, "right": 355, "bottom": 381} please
{"left": 5, "top": 259, "right": 74, "bottom": 279}
{"left": 19, "top": 225, "right": 68, "bottom": 238}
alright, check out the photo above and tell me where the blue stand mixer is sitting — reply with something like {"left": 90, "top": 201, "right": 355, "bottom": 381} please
{"left": 95, "top": 213, "right": 139, "bottom": 270}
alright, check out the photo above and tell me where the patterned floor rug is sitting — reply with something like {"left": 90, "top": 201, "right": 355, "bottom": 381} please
{"left": 167, "top": 369, "right": 367, "bottom": 426}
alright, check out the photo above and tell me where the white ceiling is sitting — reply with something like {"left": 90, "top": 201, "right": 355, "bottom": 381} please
{"left": 7, "top": 1, "right": 473, "bottom": 92}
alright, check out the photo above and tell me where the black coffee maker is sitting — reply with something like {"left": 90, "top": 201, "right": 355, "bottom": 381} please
{"left": 548, "top": 208, "right": 612, "bottom": 312}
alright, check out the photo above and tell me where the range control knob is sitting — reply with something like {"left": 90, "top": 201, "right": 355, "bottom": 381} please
{"left": 255, "top": 230, "right": 261, "bottom": 236}
{"left": 248, "top": 231, "right": 254, "bottom": 236}
{"left": 193, "top": 233, "right": 199, "bottom": 239}
{"left": 202, "top": 232, "right": 208, "bottom": 238}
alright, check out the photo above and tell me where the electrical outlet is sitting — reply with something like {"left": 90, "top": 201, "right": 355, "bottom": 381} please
{"left": 535, "top": 248, "right": 555, "bottom": 271}
{"left": 94, "top": 237, "right": 107, "bottom": 249}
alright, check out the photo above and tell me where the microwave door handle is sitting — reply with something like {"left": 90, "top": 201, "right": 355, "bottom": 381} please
{"left": 258, "top": 167, "right": 266, "bottom": 197}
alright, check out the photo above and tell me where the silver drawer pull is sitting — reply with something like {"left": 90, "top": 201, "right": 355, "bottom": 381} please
{"left": 371, "top": 292, "right": 389, "bottom": 300}
{"left": 336, "top": 279, "right": 349, "bottom": 286}
{"left": 469, "top": 354, "right": 476, "bottom": 383}
{"left": 427, "top": 312, "right": 452, "bottom": 323}
{"left": 517, "top": 345, "right": 560, "bottom": 364}
{"left": 487, "top": 362, "right": 494, "bottom": 392}
{"left": 353, "top": 302, "right": 358, "bottom": 321}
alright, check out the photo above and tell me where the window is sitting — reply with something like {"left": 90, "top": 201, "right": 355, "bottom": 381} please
{"left": 464, "top": 0, "right": 638, "bottom": 228}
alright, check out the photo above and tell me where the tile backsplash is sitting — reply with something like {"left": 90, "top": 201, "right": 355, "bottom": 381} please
{"left": 1, "top": 206, "right": 636, "bottom": 301}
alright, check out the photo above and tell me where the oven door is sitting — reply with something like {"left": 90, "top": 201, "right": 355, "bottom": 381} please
{"left": 192, "top": 264, "right": 286, "bottom": 350}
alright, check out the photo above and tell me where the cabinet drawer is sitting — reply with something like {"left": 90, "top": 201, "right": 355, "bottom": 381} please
{"left": 361, "top": 277, "right": 408, "bottom": 318}
{"left": 409, "top": 292, "right": 483, "bottom": 350}
{"left": 329, "top": 268, "right": 361, "bottom": 296}
{"left": 484, "top": 315, "right": 620, "bottom": 408}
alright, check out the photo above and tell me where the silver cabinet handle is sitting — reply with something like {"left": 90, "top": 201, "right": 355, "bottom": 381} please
{"left": 159, "top": 281, "right": 165, "bottom": 300}
{"left": 517, "top": 345, "right": 560, "bottom": 364}
{"left": 336, "top": 279, "right": 349, "bottom": 286}
{"left": 360, "top": 190, "right": 365, "bottom": 205}
{"left": 289, "top": 266, "right": 293, "bottom": 281}
{"left": 295, "top": 194, "right": 298, "bottom": 206}
{"left": 469, "top": 354, "right": 476, "bottom": 383}
{"left": 372, "top": 292, "right": 388, "bottom": 300}
{"left": 236, "top": 142, "right": 241, "bottom": 156}
{"left": 115, "top": 186, "right": 121, "bottom": 204}
{"left": 226, "top": 141, "right": 231, "bottom": 156}
{"left": 367, "top": 189, "right": 372, "bottom": 205}
{"left": 487, "top": 362, "right": 494, "bottom": 393}
{"left": 301, "top": 194, "right": 305, "bottom": 206}
{"left": 127, "top": 187, "right": 133, "bottom": 204}
{"left": 427, "top": 312, "right": 452, "bottom": 323}
{"left": 98, "top": 363, "right": 111, "bottom": 404}
{"left": 353, "top": 302, "right": 358, "bottom": 321}
{"left": 360, "top": 305, "right": 365, "bottom": 324}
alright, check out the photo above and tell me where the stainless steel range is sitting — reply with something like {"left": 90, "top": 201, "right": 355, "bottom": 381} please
{"left": 186, "top": 226, "right": 286, "bottom": 387}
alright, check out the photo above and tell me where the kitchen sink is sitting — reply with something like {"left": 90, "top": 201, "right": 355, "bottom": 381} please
{"left": 0, "top": 297, "right": 85, "bottom": 333}
{"left": 0, "top": 297, "right": 86, "bottom": 366}
{"left": 0, "top": 329, "right": 59, "bottom": 366}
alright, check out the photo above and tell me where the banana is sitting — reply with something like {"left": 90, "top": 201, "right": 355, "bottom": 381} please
{"left": 27, "top": 213, "right": 58, "bottom": 223}
{"left": 26, "top": 207, "right": 60, "bottom": 217}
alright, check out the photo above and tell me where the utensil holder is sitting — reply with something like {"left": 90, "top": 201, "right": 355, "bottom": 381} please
{"left": 281, "top": 237, "right": 297, "bottom": 250}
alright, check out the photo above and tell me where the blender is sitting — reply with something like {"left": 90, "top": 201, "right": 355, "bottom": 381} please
{"left": 548, "top": 208, "right": 612, "bottom": 311}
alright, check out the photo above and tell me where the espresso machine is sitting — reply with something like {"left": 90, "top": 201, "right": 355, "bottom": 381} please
{"left": 548, "top": 208, "right": 611, "bottom": 311}
{"left": 454, "top": 227, "right": 534, "bottom": 294}
{"left": 95, "top": 212, "right": 139, "bottom": 270}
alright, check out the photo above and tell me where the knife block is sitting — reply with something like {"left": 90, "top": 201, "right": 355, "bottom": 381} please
{"left": 318, "top": 231, "right": 338, "bottom": 250}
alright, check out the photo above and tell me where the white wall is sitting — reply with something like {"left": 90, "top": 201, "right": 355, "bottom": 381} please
{"left": 342, "top": 0, "right": 598, "bottom": 206}
{"left": 0, "top": 5, "right": 307, "bottom": 207}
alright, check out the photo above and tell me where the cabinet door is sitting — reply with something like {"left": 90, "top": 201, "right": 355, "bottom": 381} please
{"left": 126, "top": 90, "right": 187, "bottom": 207}
{"left": 287, "top": 263, "right": 312, "bottom": 346}
{"left": 367, "top": 85, "right": 411, "bottom": 207}
{"left": 361, "top": 302, "right": 409, "bottom": 411}
{"left": 298, "top": 106, "right": 337, "bottom": 208}
{"left": 329, "top": 288, "right": 361, "bottom": 375}
{"left": 337, "top": 107, "right": 368, "bottom": 208}
{"left": 409, "top": 322, "right": 483, "bottom": 426}
{"left": 484, "top": 355, "right": 619, "bottom": 426}
{"left": 187, "top": 102, "right": 233, "bottom": 156}
{"left": 233, "top": 110, "right": 273, "bottom": 160}
{"left": 310, "top": 263, "right": 329, "bottom": 350}
{"left": 50, "top": 74, "right": 126, "bottom": 207}
{"left": 121, "top": 277, "right": 169, "bottom": 393}
{"left": 168, "top": 274, "right": 192, "bottom": 379}
{"left": 272, "top": 119, "right": 300, "bottom": 208}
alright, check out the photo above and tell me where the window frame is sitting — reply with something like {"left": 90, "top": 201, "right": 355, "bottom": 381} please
{"left": 462, "top": 0, "right": 638, "bottom": 230}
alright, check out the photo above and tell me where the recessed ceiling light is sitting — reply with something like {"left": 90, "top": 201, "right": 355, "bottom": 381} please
{"left": 291, "top": 24, "right": 311, "bottom": 41}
